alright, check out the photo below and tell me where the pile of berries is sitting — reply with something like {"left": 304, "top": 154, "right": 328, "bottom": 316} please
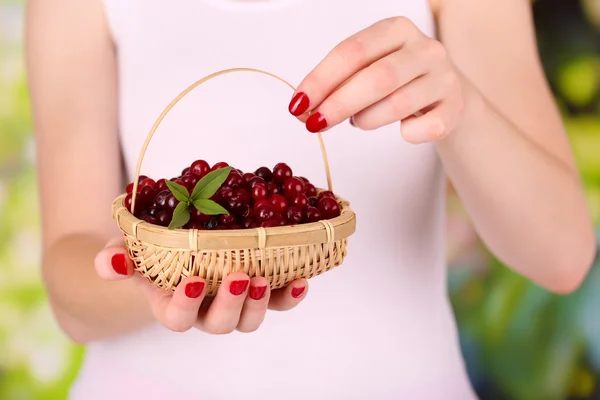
{"left": 124, "top": 160, "right": 341, "bottom": 230}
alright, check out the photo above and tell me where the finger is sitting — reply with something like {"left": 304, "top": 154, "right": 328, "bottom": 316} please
{"left": 136, "top": 276, "right": 206, "bottom": 332}
{"left": 94, "top": 238, "right": 134, "bottom": 280}
{"left": 196, "top": 272, "right": 250, "bottom": 334}
{"left": 304, "top": 49, "right": 430, "bottom": 132}
{"left": 268, "top": 279, "right": 308, "bottom": 311}
{"left": 400, "top": 99, "right": 461, "bottom": 144}
{"left": 236, "top": 277, "right": 271, "bottom": 333}
{"left": 288, "top": 17, "right": 421, "bottom": 117}
{"left": 351, "top": 71, "right": 452, "bottom": 131}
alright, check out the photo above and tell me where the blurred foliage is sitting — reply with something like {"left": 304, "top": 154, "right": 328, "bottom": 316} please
{"left": 0, "top": 0, "right": 598, "bottom": 399}
{"left": 447, "top": 1, "right": 600, "bottom": 399}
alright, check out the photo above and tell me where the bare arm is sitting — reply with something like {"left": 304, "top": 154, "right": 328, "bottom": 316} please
{"left": 26, "top": 0, "right": 153, "bottom": 343}
{"left": 432, "top": 0, "right": 596, "bottom": 292}
{"left": 26, "top": 0, "right": 307, "bottom": 343}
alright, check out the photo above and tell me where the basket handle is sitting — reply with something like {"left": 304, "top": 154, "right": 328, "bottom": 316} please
{"left": 130, "top": 67, "right": 333, "bottom": 214}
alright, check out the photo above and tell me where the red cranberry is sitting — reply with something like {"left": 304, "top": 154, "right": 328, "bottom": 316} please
{"left": 181, "top": 174, "right": 198, "bottom": 191}
{"left": 318, "top": 197, "right": 341, "bottom": 219}
{"left": 181, "top": 167, "right": 190, "bottom": 176}
{"left": 156, "top": 179, "right": 168, "bottom": 192}
{"left": 318, "top": 190, "right": 336, "bottom": 200}
{"left": 186, "top": 222, "right": 205, "bottom": 230}
{"left": 211, "top": 162, "right": 229, "bottom": 171}
{"left": 283, "top": 177, "right": 305, "bottom": 199}
{"left": 190, "top": 159, "right": 210, "bottom": 177}
{"left": 303, "top": 206, "right": 322, "bottom": 223}
{"left": 298, "top": 176, "right": 309, "bottom": 183}
{"left": 256, "top": 204, "right": 276, "bottom": 222}
{"left": 285, "top": 206, "right": 303, "bottom": 224}
{"left": 304, "top": 183, "right": 317, "bottom": 197}
{"left": 139, "top": 186, "right": 157, "bottom": 205}
{"left": 154, "top": 190, "right": 170, "bottom": 209}
{"left": 147, "top": 206, "right": 158, "bottom": 217}
{"left": 226, "top": 196, "right": 245, "bottom": 215}
{"left": 205, "top": 216, "right": 219, "bottom": 230}
{"left": 261, "top": 219, "right": 281, "bottom": 228}
{"left": 156, "top": 210, "right": 171, "bottom": 226}
{"left": 137, "top": 175, "right": 148, "bottom": 183}
{"left": 254, "top": 199, "right": 271, "bottom": 214}
{"left": 252, "top": 184, "right": 268, "bottom": 201}
{"left": 143, "top": 215, "right": 158, "bottom": 225}
{"left": 165, "top": 194, "right": 178, "bottom": 213}
{"left": 272, "top": 163, "right": 293, "bottom": 185}
{"left": 308, "top": 196, "right": 319, "bottom": 207}
{"left": 249, "top": 176, "right": 266, "bottom": 188}
{"left": 242, "top": 173, "right": 255, "bottom": 187}
{"left": 225, "top": 171, "right": 244, "bottom": 188}
{"left": 126, "top": 183, "right": 134, "bottom": 194}
{"left": 255, "top": 167, "right": 273, "bottom": 182}
{"left": 213, "top": 186, "right": 234, "bottom": 204}
{"left": 291, "top": 193, "right": 309, "bottom": 209}
{"left": 242, "top": 218, "right": 260, "bottom": 229}
{"left": 266, "top": 182, "right": 281, "bottom": 196}
{"left": 139, "top": 178, "right": 156, "bottom": 188}
{"left": 190, "top": 207, "right": 211, "bottom": 223}
{"left": 234, "top": 188, "right": 250, "bottom": 205}
{"left": 240, "top": 204, "right": 254, "bottom": 219}
{"left": 220, "top": 214, "right": 236, "bottom": 225}
{"left": 229, "top": 224, "right": 243, "bottom": 230}
{"left": 270, "top": 194, "right": 288, "bottom": 214}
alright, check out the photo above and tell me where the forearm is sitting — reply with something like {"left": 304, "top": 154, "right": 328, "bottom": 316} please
{"left": 42, "top": 234, "right": 153, "bottom": 343}
{"left": 436, "top": 83, "right": 596, "bottom": 293}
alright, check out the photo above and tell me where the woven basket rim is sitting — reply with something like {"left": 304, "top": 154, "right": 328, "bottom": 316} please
{"left": 112, "top": 193, "right": 356, "bottom": 251}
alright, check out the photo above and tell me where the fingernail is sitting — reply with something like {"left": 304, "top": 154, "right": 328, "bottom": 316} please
{"left": 249, "top": 285, "right": 267, "bottom": 300}
{"left": 349, "top": 116, "right": 356, "bottom": 127}
{"left": 291, "top": 286, "right": 305, "bottom": 298}
{"left": 185, "top": 282, "right": 205, "bottom": 299}
{"left": 306, "top": 112, "right": 327, "bottom": 133}
{"left": 111, "top": 253, "right": 128, "bottom": 275}
{"left": 230, "top": 280, "right": 249, "bottom": 296}
{"left": 288, "top": 92, "right": 310, "bottom": 116}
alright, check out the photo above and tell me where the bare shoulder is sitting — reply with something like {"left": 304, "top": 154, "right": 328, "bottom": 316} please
{"left": 26, "top": 0, "right": 121, "bottom": 248}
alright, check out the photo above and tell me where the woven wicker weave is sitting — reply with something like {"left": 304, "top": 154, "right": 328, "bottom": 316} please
{"left": 112, "top": 68, "right": 357, "bottom": 296}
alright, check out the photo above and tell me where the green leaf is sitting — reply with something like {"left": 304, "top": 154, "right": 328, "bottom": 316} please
{"left": 192, "top": 198, "right": 229, "bottom": 215}
{"left": 190, "top": 166, "right": 232, "bottom": 201}
{"left": 166, "top": 180, "right": 190, "bottom": 202}
{"left": 168, "top": 201, "right": 191, "bottom": 230}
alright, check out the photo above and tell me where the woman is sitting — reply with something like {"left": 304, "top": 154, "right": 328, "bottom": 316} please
{"left": 25, "top": 0, "right": 595, "bottom": 398}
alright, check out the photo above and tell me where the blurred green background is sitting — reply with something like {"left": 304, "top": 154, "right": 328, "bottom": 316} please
{"left": 0, "top": 0, "right": 599, "bottom": 399}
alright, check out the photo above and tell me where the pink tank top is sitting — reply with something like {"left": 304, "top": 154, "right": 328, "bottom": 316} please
{"left": 70, "top": 1, "right": 477, "bottom": 398}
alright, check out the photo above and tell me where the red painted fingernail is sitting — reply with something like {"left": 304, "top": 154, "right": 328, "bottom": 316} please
{"left": 249, "top": 285, "right": 267, "bottom": 300}
{"left": 230, "top": 280, "right": 249, "bottom": 296}
{"left": 185, "top": 282, "right": 205, "bottom": 299}
{"left": 111, "top": 253, "right": 128, "bottom": 275}
{"left": 306, "top": 112, "right": 327, "bottom": 133}
{"left": 288, "top": 92, "right": 310, "bottom": 116}
{"left": 291, "top": 286, "right": 305, "bottom": 298}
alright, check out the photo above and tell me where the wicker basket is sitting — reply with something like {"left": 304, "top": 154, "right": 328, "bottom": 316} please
{"left": 112, "top": 68, "right": 357, "bottom": 296}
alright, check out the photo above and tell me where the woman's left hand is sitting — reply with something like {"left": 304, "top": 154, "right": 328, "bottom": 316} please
{"left": 289, "top": 17, "right": 467, "bottom": 144}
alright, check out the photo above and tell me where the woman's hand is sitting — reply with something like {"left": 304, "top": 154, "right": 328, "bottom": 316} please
{"left": 288, "top": 17, "right": 466, "bottom": 144}
{"left": 94, "top": 238, "right": 308, "bottom": 334}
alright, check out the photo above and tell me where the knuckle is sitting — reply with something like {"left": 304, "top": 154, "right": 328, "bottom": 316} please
{"left": 389, "top": 89, "right": 412, "bottom": 117}
{"left": 372, "top": 60, "right": 400, "bottom": 92}
{"left": 334, "top": 37, "right": 367, "bottom": 65}
{"left": 430, "top": 117, "right": 448, "bottom": 140}
{"left": 424, "top": 39, "right": 447, "bottom": 60}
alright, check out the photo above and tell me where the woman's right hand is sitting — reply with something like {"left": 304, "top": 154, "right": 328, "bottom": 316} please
{"left": 94, "top": 238, "right": 308, "bottom": 334}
